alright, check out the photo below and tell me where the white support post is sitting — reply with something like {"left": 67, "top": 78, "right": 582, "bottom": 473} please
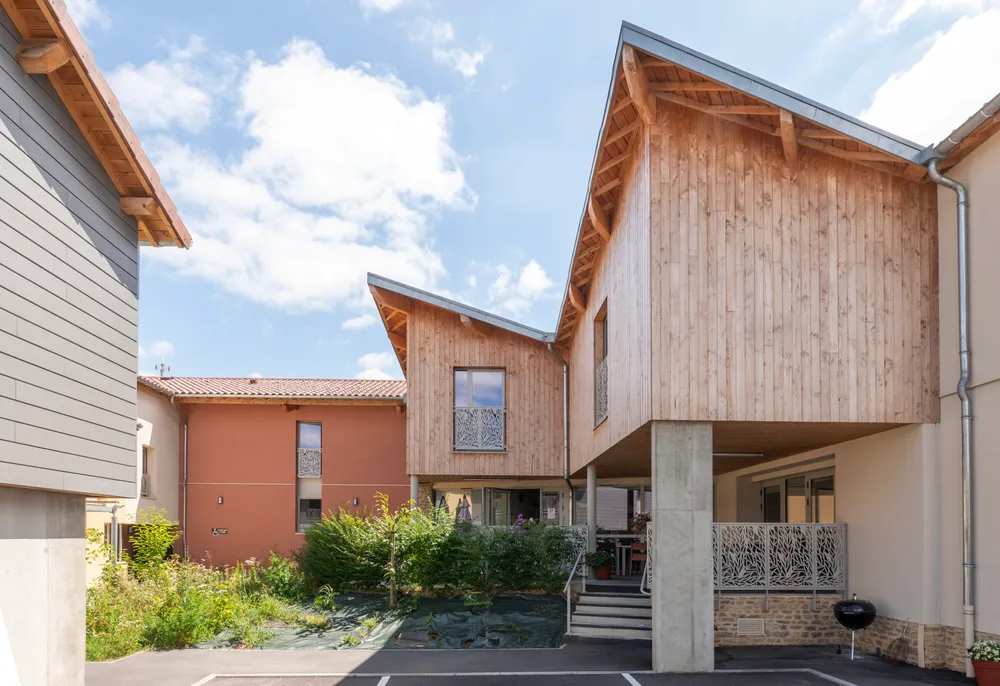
{"left": 410, "top": 475, "right": 419, "bottom": 509}
{"left": 651, "top": 421, "right": 714, "bottom": 673}
{"left": 586, "top": 465, "right": 597, "bottom": 553}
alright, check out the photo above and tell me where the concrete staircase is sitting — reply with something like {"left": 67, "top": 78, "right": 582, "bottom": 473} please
{"left": 569, "top": 592, "right": 653, "bottom": 640}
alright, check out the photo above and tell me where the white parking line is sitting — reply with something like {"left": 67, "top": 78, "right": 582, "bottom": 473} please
{"left": 377, "top": 677, "right": 391, "bottom": 686}
{"left": 621, "top": 673, "right": 642, "bottom": 686}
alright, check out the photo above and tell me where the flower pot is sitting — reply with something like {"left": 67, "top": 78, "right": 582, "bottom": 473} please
{"left": 593, "top": 565, "right": 612, "bottom": 581}
{"left": 974, "top": 660, "right": 1000, "bottom": 686}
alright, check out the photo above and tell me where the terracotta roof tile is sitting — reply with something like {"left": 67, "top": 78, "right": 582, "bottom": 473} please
{"left": 138, "top": 376, "right": 406, "bottom": 400}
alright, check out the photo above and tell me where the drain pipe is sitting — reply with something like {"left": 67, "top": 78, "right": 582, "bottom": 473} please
{"left": 170, "top": 395, "right": 190, "bottom": 558}
{"left": 927, "top": 158, "right": 975, "bottom": 677}
{"left": 547, "top": 344, "right": 574, "bottom": 522}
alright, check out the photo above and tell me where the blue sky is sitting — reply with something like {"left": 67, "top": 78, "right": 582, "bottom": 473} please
{"left": 68, "top": 0, "right": 1000, "bottom": 380}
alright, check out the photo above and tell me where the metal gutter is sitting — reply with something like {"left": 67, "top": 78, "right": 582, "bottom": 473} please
{"left": 368, "top": 273, "right": 555, "bottom": 343}
{"left": 920, "top": 92, "right": 1000, "bottom": 162}
{"left": 159, "top": 393, "right": 405, "bottom": 401}
{"left": 546, "top": 344, "right": 574, "bottom": 511}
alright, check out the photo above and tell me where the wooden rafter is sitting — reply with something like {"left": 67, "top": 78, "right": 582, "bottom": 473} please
{"left": 120, "top": 196, "right": 157, "bottom": 216}
{"left": 587, "top": 195, "right": 611, "bottom": 242}
{"left": 136, "top": 219, "right": 158, "bottom": 247}
{"left": 597, "top": 150, "right": 631, "bottom": 174}
{"left": 568, "top": 283, "right": 586, "bottom": 312}
{"left": 605, "top": 120, "right": 641, "bottom": 147}
{"left": 650, "top": 81, "right": 731, "bottom": 92}
{"left": 621, "top": 45, "right": 654, "bottom": 125}
{"left": 611, "top": 96, "right": 633, "bottom": 116}
{"left": 370, "top": 286, "right": 413, "bottom": 315}
{"left": 16, "top": 39, "right": 71, "bottom": 73}
{"left": 594, "top": 178, "right": 622, "bottom": 196}
{"left": 778, "top": 110, "right": 797, "bottom": 166}
{"left": 387, "top": 331, "right": 406, "bottom": 349}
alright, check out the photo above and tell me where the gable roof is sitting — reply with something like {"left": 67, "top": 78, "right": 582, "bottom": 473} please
{"left": 1, "top": 0, "right": 191, "bottom": 248}
{"left": 367, "top": 273, "right": 555, "bottom": 376}
{"left": 138, "top": 376, "right": 406, "bottom": 401}
{"left": 553, "top": 22, "right": 930, "bottom": 345}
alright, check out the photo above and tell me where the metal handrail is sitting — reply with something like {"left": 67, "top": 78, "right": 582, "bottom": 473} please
{"left": 564, "top": 546, "right": 587, "bottom": 635}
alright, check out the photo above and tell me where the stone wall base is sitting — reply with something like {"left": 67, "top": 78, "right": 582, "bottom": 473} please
{"left": 416, "top": 483, "right": 434, "bottom": 510}
{"left": 714, "top": 594, "right": 1000, "bottom": 674}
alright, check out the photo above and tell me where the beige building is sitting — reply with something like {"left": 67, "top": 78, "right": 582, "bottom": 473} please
{"left": 85, "top": 380, "right": 181, "bottom": 584}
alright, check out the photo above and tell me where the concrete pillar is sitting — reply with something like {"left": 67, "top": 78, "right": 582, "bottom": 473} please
{"left": 651, "top": 421, "right": 714, "bottom": 673}
{"left": 0, "top": 485, "right": 86, "bottom": 685}
{"left": 586, "top": 465, "right": 597, "bottom": 552}
{"left": 409, "top": 475, "right": 419, "bottom": 508}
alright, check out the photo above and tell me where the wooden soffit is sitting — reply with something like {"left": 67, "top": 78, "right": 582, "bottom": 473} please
{"left": 0, "top": 0, "right": 192, "bottom": 248}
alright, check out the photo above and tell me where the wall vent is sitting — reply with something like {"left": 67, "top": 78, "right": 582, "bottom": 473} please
{"left": 737, "top": 618, "right": 765, "bottom": 637}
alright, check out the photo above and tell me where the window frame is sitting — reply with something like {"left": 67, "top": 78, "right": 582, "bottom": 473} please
{"left": 296, "top": 421, "right": 323, "bottom": 532}
{"left": 452, "top": 368, "right": 506, "bottom": 453}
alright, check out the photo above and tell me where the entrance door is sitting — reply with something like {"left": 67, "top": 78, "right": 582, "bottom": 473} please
{"left": 487, "top": 489, "right": 510, "bottom": 525}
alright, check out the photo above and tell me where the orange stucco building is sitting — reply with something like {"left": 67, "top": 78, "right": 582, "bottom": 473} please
{"left": 140, "top": 377, "right": 408, "bottom": 567}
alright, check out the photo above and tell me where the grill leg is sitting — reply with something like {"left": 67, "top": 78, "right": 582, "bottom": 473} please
{"left": 851, "top": 631, "right": 855, "bottom": 660}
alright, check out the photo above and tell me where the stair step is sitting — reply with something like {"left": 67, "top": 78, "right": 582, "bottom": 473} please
{"left": 568, "top": 625, "right": 653, "bottom": 640}
{"left": 573, "top": 605, "right": 652, "bottom": 618}
{"left": 572, "top": 614, "right": 653, "bottom": 629}
{"left": 577, "top": 594, "right": 651, "bottom": 607}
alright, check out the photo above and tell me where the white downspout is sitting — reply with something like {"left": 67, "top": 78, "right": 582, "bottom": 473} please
{"left": 927, "top": 159, "right": 975, "bottom": 677}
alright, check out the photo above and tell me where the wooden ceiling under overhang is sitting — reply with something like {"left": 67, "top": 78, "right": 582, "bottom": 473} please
{"left": 554, "top": 42, "right": 928, "bottom": 347}
{"left": 0, "top": 0, "right": 192, "bottom": 248}
{"left": 369, "top": 283, "right": 413, "bottom": 374}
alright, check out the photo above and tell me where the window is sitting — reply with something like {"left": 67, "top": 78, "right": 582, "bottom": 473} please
{"left": 296, "top": 422, "right": 322, "bottom": 531}
{"left": 759, "top": 467, "right": 835, "bottom": 523}
{"left": 453, "top": 369, "right": 505, "bottom": 451}
{"left": 594, "top": 300, "right": 609, "bottom": 426}
{"left": 140, "top": 445, "right": 152, "bottom": 498}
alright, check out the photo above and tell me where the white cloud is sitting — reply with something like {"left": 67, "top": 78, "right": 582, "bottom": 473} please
{"left": 486, "top": 260, "right": 554, "bottom": 316}
{"left": 360, "top": 0, "right": 411, "bottom": 13}
{"left": 407, "top": 17, "right": 488, "bottom": 79}
{"left": 343, "top": 312, "right": 378, "bottom": 330}
{"left": 65, "top": 0, "right": 110, "bottom": 30}
{"left": 145, "top": 38, "right": 472, "bottom": 312}
{"left": 139, "top": 341, "right": 174, "bottom": 359}
{"left": 409, "top": 19, "right": 455, "bottom": 44}
{"left": 859, "top": 0, "right": 986, "bottom": 31}
{"left": 108, "top": 37, "right": 231, "bottom": 133}
{"left": 356, "top": 351, "right": 400, "bottom": 379}
{"left": 860, "top": 10, "right": 1000, "bottom": 145}
{"left": 432, "top": 48, "right": 487, "bottom": 79}
{"left": 249, "top": 372, "right": 263, "bottom": 379}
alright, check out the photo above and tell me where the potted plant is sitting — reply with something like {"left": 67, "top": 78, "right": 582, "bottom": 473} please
{"left": 585, "top": 549, "right": 615, "bottom": 581}
{"left": 971, "top": 639, "right": 1000, "bottom": 685}
{"left": 630, "top": 512, "right": 651, "bottom": 536}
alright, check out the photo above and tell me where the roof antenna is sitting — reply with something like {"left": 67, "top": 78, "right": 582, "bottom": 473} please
{"left": 157, "top": 361, "right": 170, "bottom": 378}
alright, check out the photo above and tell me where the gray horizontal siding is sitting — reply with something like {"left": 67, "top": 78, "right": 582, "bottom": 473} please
{"left": 0, "top": 8, "right": 139, "bottom": 497}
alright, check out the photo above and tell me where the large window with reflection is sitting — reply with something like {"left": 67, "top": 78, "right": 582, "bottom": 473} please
{"left": 760, "top": 468, "right": 835, "bottom": 523}
{"left": 573, "top": 485, "right": 649, "bottom": 532}
{"left": 453, "top": 369, "right": 505, "bottom": 452}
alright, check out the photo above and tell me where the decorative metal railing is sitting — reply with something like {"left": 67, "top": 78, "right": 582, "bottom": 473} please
{"left": 140, "top": 473, "right": 151, "bottom": 498}
{"left": 453, "top": 406, "right": 505, "bottom": 451}
{"left": 595, "top": 357, "right": 608, "bottom": 426}
{"left": 640, "top": 520, "right": 653, "bottom": 596}
{"left": 296, "top": 448, "right": 322, "bottom": 478}
{"left": 713, "top": 523, "right": 847, "bottom": 594}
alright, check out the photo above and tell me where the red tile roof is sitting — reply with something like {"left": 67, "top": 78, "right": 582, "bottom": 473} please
{"left": 138, "top": 376, "right": 406, "bottom": 400}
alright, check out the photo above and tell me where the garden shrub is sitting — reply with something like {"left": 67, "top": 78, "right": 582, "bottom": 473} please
{"left": 129, "top": 507, "right": 180, "bottom": 574}
{"left": 300, "top": 493, "right": 577, "bottom": 594}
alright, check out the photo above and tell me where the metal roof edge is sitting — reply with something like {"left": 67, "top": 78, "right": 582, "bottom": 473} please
{"left": 621, "top": 22, "right": 925, "bottom": 163}
{"left": 367, "top": 273, "right": 555, "bottom": 343}
{"left": 919, "top": 91, "right": 1000, "bottom": 163}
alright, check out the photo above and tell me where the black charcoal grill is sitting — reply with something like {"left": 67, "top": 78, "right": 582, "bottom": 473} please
{"left": 833, "top": 594, "right": 877, "bottom": 659}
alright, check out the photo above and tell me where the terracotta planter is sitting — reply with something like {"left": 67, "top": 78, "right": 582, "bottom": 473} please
{"left": 592, "top": 565, "right": 612, "bottom": 581}
{"left": 974, "top": 659, "right": 1000, "bottom": 686}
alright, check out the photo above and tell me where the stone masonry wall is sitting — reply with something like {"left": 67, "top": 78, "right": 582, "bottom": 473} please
{"left": 416, "top": 483, "right": 434, "bottom": 510}
{"left": 716, "top": 594, "right": 1000, "bottom": 674}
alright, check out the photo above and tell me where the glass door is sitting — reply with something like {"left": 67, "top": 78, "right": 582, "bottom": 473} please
{"left": 762, "top": 483, "right": 782, "bottom": 522}
{"left": 760, "top": 468, "right": 835, "bottom": 523}
{"left": 810, "top": 474, "right": 836, "bottom": 523}
{"left": 487, "top": 489, "right": 510, "bottom": 526}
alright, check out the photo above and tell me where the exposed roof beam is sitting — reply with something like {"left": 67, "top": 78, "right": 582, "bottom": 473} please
{"left": 657, "top": 93, "right": 778, "bottom": 136}
{"left": 597, "top": 150, "right": 631, "bottom": 174}
{"left": 611, "top": 96, "right": 633, "bottom": 115}
{"left": 621, "top": 45, "right": 654, "bottom": 125}
{"left": 605, "top": 120, "right": 641, "bottom": 147}
{"left": 706, "top": 104, "right": 777, "bottom": 115}
{"left": 568, "top": 283, "right": 587, "bottom": 312}
{"left": 779, "top": 110, "right": 797, "bottom": 166}
{"left": 798, "top": 128, "right": 855, "bottom": 140}
{"left": 120, "top": 196, "right": 157, "bottom": 216}
{"left": 460, "top": 314, "right": 490, "bottom": 338}
{"left": 795, "top": 137, "right": 898, "bottom": 163}
{"left": 903, "top": 164, "right": 928, "bottom": 180}
{"left": 587, "top": 195, "right": 611, "bottom": 242}
{"left": 370, "top": 285, "right": 413, "bottom": 315}
{"left": 650, "top": 81, "right": 732, "bottom": 92}
{"left": 16, "top": 38, "right": 71, "bottom": 74}
{"left": 594, "top": 178, "right": 622, "bottom": 196}
{"left": 137, "top": 219, "right": 158, "bottom": 247}
{"left": 387, "top": 331, "right": 406, "bottom": 349}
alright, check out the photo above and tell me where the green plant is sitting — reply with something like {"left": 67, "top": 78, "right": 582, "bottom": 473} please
{"left": 340, "top": 633, "right": 361, "bottom": 647}
{"left": 260, "top": 551, "right": 307, "bottom": 601}
{"left": 971, "top": 639, "right": 1000, "bottom": 662}
{"left": 129, "top": 508, "right": 180, "bottom": 574}
{"left": 506, "top": 622, "right": 531, "bottom": 642}
{"left": 584, "top": 550, "right": 615, "bottom": 568}
{"left": 298, "top": 613, "right": 332, "bottom": 631}
{"left": 313, "top": 585, "right": 338, "bottom": 612}
{"left": 462, "top": 593, "right": 492, "bottom": 609}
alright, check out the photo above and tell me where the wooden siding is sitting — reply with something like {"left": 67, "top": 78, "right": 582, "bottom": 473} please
{"left": 568, "top": 128, "right": 652, "bottom": 473}
{"left": 649, "top": 101, "right": 939, "bottom": 424}
{"left": 0, "top": 9, "right": 138, "bottom": 497}
{"left": 406, "top": 301, "right": 563, "bottom": 478}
